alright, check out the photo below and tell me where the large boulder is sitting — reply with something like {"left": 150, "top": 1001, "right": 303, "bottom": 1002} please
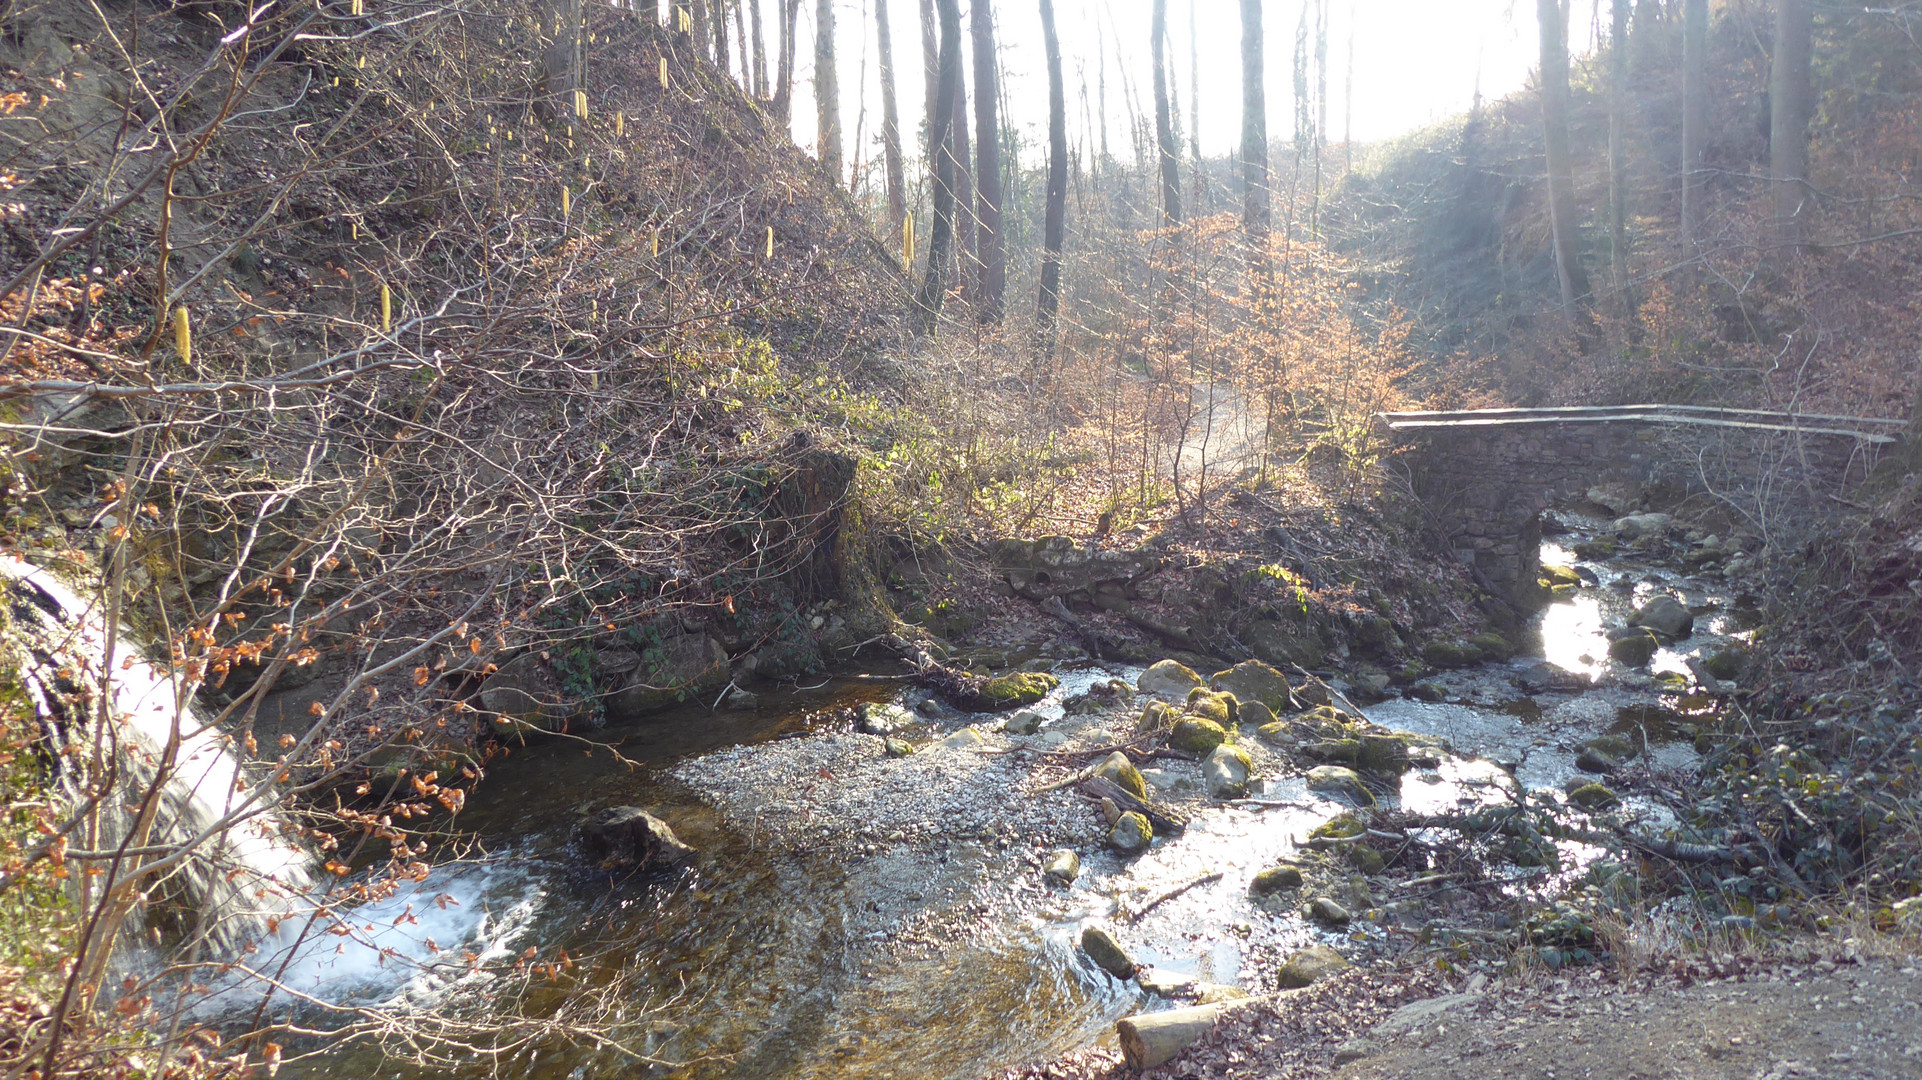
{"left": 608, "top": 632, "right": 731, "bottom": 721}
{"left": 1305, "top": 765, "right": 1375, "bottom": 806}
{"left": 1210, "top": 660, "right": 1291, "bottom": 713}
{"left": 1138, "top": 659, "right": 1205, "bottom": 697}
{"left": 1169, "top": 716, "right": 1229, "bottom": 754}
{"left": 1202, "top": 743, "right": 1252, "bottom": 799}
{"left": 578, "top": 807, "right": 695, "bottom": 869}
{"left": 1629, "top": 595, "right": 1694, "bottom": 640}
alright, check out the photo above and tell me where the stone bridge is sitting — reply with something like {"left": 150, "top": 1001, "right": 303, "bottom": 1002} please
{"left": 1378, "top": 405, "right": 1907, "bottom": 608}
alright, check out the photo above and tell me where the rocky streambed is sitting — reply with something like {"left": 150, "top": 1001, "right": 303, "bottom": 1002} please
{"left": 283, "top": 505, "right": 1765, "bottom": 1080}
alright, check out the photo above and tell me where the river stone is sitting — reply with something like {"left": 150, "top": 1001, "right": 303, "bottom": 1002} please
{"left": 1255, "top": 720, "right": 1297, "bottom": 747}
{"left": 1236, "top": 699, "right": 1277, "bottom": 728}
{"left": 1607, "top": 627, "right": 1661, "bottom": 666}
{"left": 1169, "top": 716, "right": 1229, "bottom": 753}
{"left": 1421, "top": 640, "right": 1478, "bottom": 668}
{"left": 1276, "top": 944, "right": 1350, "bottom": 989}
{"left": 1568, "top": 782, "right": 1620, "bottom": 809}
{"left": 1003, "top": 709, "right": 1045, "bottom": 736}
{"left": 1703, "top": 645, "right": 1750, "bottom": 680}
{"left": 1094, "top": 751, "right": 1149, "bottom": 800}
{"left": 1575, "top": 746, "right": 1620, "bottom": 774}
{"left": 1308, "top": 896, "right": 1352, "bottom": 925}
{"left": 1613, "top": 512, "right": 1672, "bottom": 539}
{"left": 1135, "top": 699, "right": 1180, "bottom": 732}
{"left": 1306, "top": 765, "right": 1374, "bottom": 806}
{"left": 1251, "top": 864, "right": 1304, "bottom": 894}
{"left": 858, "top": 702, "right": 915, "bottom": 735}
{"left": 1357, "top": 733, "right": 1411, "bottom": 775}
{"left": 1107, "top": 811, "right": 1153, "bottom": 854}
{"left": 1304, "top": 738, "right": 1361, "bottom": 763}
{"left": 940, "top": 727, "right": 986, "bottom": 749}
{"left": 1516, "top": 661, "right": 1587, "bottom": 693}
{"left": 1210, "top": 660, "right": 1291, "bottom": 713}
{"left": 884, "top": 737, "right": 915, "bottom": 758}
{"left": 1468, "top": 632, "right": 1512, "bottom": 661}
{"left": 1406, "top": 682, "right": 1446, "bottom": 703}
{"left": 578, "top": 807, "right": 695, "bottom": 869}
{"left": 1043, "top": 849, "right": 1081, "bottom": 884}
{"left": 1629, "top": 595, "right": 1694, "bottom": 639}
{"left": 1202, "top": 743, "right": 1252, "bottom": 799}
{"left": 1080, "top": 926, "right": 1136, "bottom": 979}
{"left": 1184, "top": 688, "right": 1237, "bottom": 724}
{"left": 1136, "top": 968, "right": 1198, "bottom": 996}
{"left": 1138, "top": 659, "right": 1205, "bottom": 697}
{"left": 977, "top": 671, "right": 1059, "bottom": 709}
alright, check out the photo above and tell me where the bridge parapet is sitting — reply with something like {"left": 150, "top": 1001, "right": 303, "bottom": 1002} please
{"left": 1379, "top": 405, "right": 1903, "bottom": 608}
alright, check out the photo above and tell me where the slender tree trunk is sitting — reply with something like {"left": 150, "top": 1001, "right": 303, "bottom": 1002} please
{"left": 713, "top": 0, "right": 730, "bottom": 74}
{"left": 1343, "top": 14, "right": 1353, "bottom": 175}
{"left": 1680, "top": 0, "right": 1707, "bottom": 242}
{"left": 1312, "top": 0, "right": 1327, "bottom": 236}
{"left": 1769, "top": 0, "right": 1812, "bottom": 252}
{"left": 1537, "top": 0, "right": 1593, "bottom": 314}
{"left": 750, "top": 0, "right": 767, "bottom": 97}
{"left": 540, "top": 0, "right": 583, "bottom": 107}
{"left": 950, "top": 62, "right": 976, "bottom": 303}
{"left": 1607, "top": 0, "right": 1631, "bottom": 298}
{"left": 693, "top": 0, "right": 712, "bottom": 62}
{"left": 877, "top": 0, "right": 907, "bottom": 238}
{"left": 815, "top": 0, "right": 842, "bottom": 183}
{"left": 1097, "top": 17, "right": 1110, "bottom": 167}
{"left": 774, "top": 0, "right": 800, "bottom": 121}
{"left": 1151, "top": 0, "right": 1181, "bottom": 227}
{"left": 915, "top": 0, "right": 964, "bottom": 331}
{"left": 733, "top": 0, "right": 751, "bottom": 87}
{"left": 1188, "top": 0, "right": 1202, "bottom": 213}
{"left": 920, "top": 0, "right": 939, "bottom": 157}
{"left": 1038, "top": 0, "right": 1067, "bottom": 347}
{"left": 971, "top": 0, "right": 1005, "bottom": 321}
{"left": 1240, "top": 0, "right": 1268, "bottom": 241}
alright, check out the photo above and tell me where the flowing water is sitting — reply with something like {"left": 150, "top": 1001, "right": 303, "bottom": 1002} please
{"left": 4, "top": 507, "right": 1751, "bottom": 1079}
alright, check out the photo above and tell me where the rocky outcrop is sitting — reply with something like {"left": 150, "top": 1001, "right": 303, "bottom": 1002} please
{"left": 607, "top": 631, "right": 731, "bottom": 721}
{"left": 579, "top": 807, "right": 696, "bottom": 869}
{"left": 991, "top": 536, "right": 1162, "bottom": 603}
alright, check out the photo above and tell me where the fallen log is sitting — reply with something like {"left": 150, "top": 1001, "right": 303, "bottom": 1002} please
{"left": 1078, "top": 774, "right": 1188, "bottom": 836}
{"left": 1116, "top": 1000, "right": 1252, "bottom": 1069}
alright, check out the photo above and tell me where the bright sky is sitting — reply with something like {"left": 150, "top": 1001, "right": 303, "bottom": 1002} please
{"left": 759, "top": 0, "right": 1572, "bottom": 178}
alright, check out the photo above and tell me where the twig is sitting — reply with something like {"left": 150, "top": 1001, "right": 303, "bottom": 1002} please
{"left": 1124, "top": 872, "right": 1224, "bottom": 923}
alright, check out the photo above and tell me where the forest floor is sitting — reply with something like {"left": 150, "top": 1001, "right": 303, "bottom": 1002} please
{"left": 1002, "top": 947, "right": 1922, "bottom": 1080}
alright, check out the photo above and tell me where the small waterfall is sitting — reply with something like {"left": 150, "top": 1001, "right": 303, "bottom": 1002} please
{"left": 2, "top": 554, "right": 315, "bottom": 956}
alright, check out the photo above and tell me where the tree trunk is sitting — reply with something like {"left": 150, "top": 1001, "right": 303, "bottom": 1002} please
{"left": 950, "top": 61, "right": 976, "bottom": 303}
{"left": 1537, "top": 0, "right": 1593, "bottom": 314}
{"left": 750, "top": 0, "right": 767, "bottom": 97}
{"left": 1607, "top": 0, "right": 1631, "bottom": 297}
{"left": 1769, "top": 0, "right": 1812, "bottom": 252}
{"left": 693, "top": 0, "right": 711, "bottom": 61}
{"left": 1037, "top": 0, "right": 1067, "bottom": 346}
{"left": 713, "top": 0, "right": 730, "bottom": 74}
{"left": 1240, "top": 0, "right": 1268, "bottom": 241}
{"left": 1117, "top": 1003, "right": 1251, "bottom": 1070}
{"left": 971, "top": 0, "right": 1005, "bottom": 321}
{"left": 814, "top": 0, "right": 842, "bottom": 184}
{"left": 914, "top": 0, "right": 964, "bottom": 332}
{"left": 919, "top": 0, "right": 939, "bottom": 158}
{"left": 876, "top": 0, "right": 907, "bottom": 239}
{"left": 1680, "top": 0, "right": 1707, "bottom": 242}
{"left": 1151, "top": 0, "right": 1181, "bottom": 227}
{"left": 539, "top": 0, "right": 583, "bottom": 110}
{"left": 774, "top": 0, "right": 800, "bottom": 121}
{"left": 1188, "top": 0, "right": 1202, "bottom": 212}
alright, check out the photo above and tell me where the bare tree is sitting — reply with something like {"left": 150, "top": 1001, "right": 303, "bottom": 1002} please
{"left": 1607, "top": 0, "right": 1631, "bottom": 297}
{"left": 1770, "top": 0, "right": 1813, "bottom": 251}
{"left": 1151, "top": 0, "right": 1181, "bottom": 227}
{"left": 921, "top": 0, "right": 940, "bottom": 157}
{"left": 540, "top": 0, "right": 584, "bottom": 113}
{"left": 1681, "top": 0, "right": 1707, "bottom": 242}
{"left": 751, "top": 0, "right": 769, "bottom": 97}
{"left": 950, "top": 52, "right": 977, "bottom": 303}
{"left": 1241, "top": 0, "right": 1268, "bottom": 241}
{"left": 1038, "top": 0, "right": 1068, "bottom": 346}
{"left": 915, "top": 0, "right": 965, "bottom": 330}
{"left": 878, "top": 0, "right": 908, "bottom": 241}
{"left": 714, "top": 0, "right": 732, "bottom": 75}
{"left": 1536, "top": 0, "right": 1593, "bottom": 317}
{"left": 972, "top": 0, "right": 1006, "bottom": 320}
{"left": 816, "top": 0, "right": 843, "bottom": 183}
{"left": 774, "top": 0, "right": 802, "bottom": 121}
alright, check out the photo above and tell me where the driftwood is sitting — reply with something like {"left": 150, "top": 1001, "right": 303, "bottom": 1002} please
{"left": 1078, "top": 774, "right": 1187, "bottom": 837}
{"left": 1125, "top": 872, "right": 1223, "bottom": 923}
{"left": 885, "top": 633, "right": 1016, "bottom": 711}
{"left": 1116, "top": 1001, "right": 1253, "bottom": 1069}
{"left": 1040, "top": 595, "right": 1112, "bottom": 659}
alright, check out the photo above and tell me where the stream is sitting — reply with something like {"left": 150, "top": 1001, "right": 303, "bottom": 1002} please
{"left": 255, "top": 509, "right": 1750, "bottom": 1080}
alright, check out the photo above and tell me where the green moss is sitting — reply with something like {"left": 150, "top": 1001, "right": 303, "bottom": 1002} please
{"left": 1094, "top": 751, "right": 1149, "bottom": 800}
{"left": 1169, "top": 716, "right": 1229, "bottom": 753}
{"left": 1251, "top": 864, "right": 1304, "bottom": 894}
{"left": 1347, "top": 845, "right": 1386, "bottom": 875}
{"left": 977, "top": 671, "right": 1058, "bottom": 709}
{"left": 1568, "top": 782, "right": 1620, "bottom": 810}
{"left": 1184, "top": 687, "right": 1236, "bottom": 724}
{"left": 1309, "top": 813, "right": 1366, "bottom": 841}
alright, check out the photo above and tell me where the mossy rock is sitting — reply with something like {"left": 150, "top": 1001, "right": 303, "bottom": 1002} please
{"left": 1356, "top": 733, "right": 1411, "bottom": 775}
{"left": 1549, "top": 582, "right": 1579, "bottom": 599}
{"left": 1275, "top": 944, "right": 1350, "bottom": 989}
{"left": 1138, "top": 659, "right": 1205, "bottom": 696}
{"left": 1237, "top": 699, "right": 1277, "bottom": 728}
{"left": 1347, "top": 845, "right": 1386, "bottom": 875}
{"left": 1209, "top": 660, "right": 1290, "bottom": 713}
{"left": 1468, "top": 632, "right": 1511, "bottom": 661}
{"left": 1305, "top": 765, "right": 1374, "bottom": 806}
{"left": 1538, "top": 563, "right": 1582, "bottom": 588}
{"left": 1107, "top": 811, "right": 1153, "bottom": 854}
{"left": 1608, "top": 629, "right": 1661, "bottom": 666}
{"left": 1134, "top": 700, "right": 1179, "bottom": 733}
{"left": 1308, "top": 813, "right": 1366, "bottom": 842}
{"left": 977, "top": 671, "right": 1059, "bottom": 709}
{"left": 1169, "top": 716, "right": 1229, "bottom": 754}
{"left": 1251, "top": 864, "right": 1304, "bottom": 894}
{"left": 1421, "top": 640, "right": 1478, "bottom": 668}
{"left": 1094, "top": 750, "right": 1149, "bottom": 800}
{"left": 1299, "top": 704, "right": 1361, "bottom": 731}
{"left": 1303, "top": 738, "right": 1361, "bottom": 764}
{"left": 1255, "top": 720, "right": 1296, "bottom": 746}
{"left": 1703, "top": 646, "right": 1750, "bottom": 680}
{"left": 1568, "top": 782, "right": 1620, "bottom": 810}
{"left": 1183, "top": 687, "right": 1237, "bottom": 725}
{"left": 1572, "top": 538, "right": 1617, "bottom": 560}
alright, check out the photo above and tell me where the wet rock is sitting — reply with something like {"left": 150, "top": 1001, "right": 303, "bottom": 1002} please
{"left": 1575, "top": 746, "right": 1620, "bottom": 774}
{"left": 1357, "top": 733, "right": 1411, "bottom": 775}
{"left": 940, "top": 727, "right": 986, "bottom": 749}
{"left": 976, "top": 671, "right": 1059, "bottom": 709}
{"left": 1607, "top": 627, "right": 1661, "bottom": 666}
{"left": 1468, "top": 632, "right": 1511, "bottom": 660}
{"left": 1629, "top": 594, "right": 1694, "bottom": 639}
{"left": 1703, "top": 645, "right": 1750, "bottom": 680}
{"left": 1255, "top": 721, "right": 1297, "bottom": 748}
{"left": 1251, "top": 864, "right": 1304, "bottom": 893}
{"left": 1094, "top": 750, "right": 1149, "bottom": 800}
{"left": 1183, "top": 687, "right": 1237, "bottom": 724}
{"left": 1308, "top": 896, "right": 1352, "bottom": 925}
{"left": 883, "top": 737, "right": 915, "bottom": 758}
{"left": 1202, "top": 743, "right": 1252, "bottom": 799}
{"left": 1573, "top": 537, "right": 1618, "bottom": 560}
{"left": 1209, "top": 660, "right": 1291, "bottom": 713}
{"left": 1107, "top": 812, "right": 1153, "bottom": 854}
{"left": 1236, "top": 699, "right": 1277, "bottom": 728}
{"left": 1567, "top": 782, "right": 1620, "bottom": 809}
{"left": 1516, "top": 661, "right": 1587, "bottom": 693}
{"left": 1136, "top": 968, "right": 1198, "bottom": 997}
{"left": 1169, "top": 716, "right": 1229, "bottom": 754}
{"left": 1406, "top": 682, "right": 1446, "bottom": 703}
{"left": 1138, "top": 659, "right": 1205, "bottom": 697}
{"left": 1306, "top": 765, "right": 1375, "bottom": 806}
{"left": 1303, "top": 738, "right": 1362, "bottom": 763}
{"left": 1612, "top": 512, "right": 1672, "bottom": 539}
{"left": 579, "top": 807, "right": 695, "bottom": 869}
{"left": 1275, "top": 944, "right": 1351, "bottom": 989}
{"left": 608, "top": 632, "right": 731, "bottom": 721}
{"left": 1080, "top": 926, "right": 1136, "bottom": 979}
{"left": 857, "top": 702, "right": 915, "bottom": 735}
{"left": 1002, "top": 709, "right": 1045, "bottom": 736}
{"left": 1422, "top": 640, "right": 1479, "bottom": 668}
{"left": 1539, "top": 563, "right": 1582, "bottom": 588}
{"left": 1309, "top": 813, "right": 1366, "bottom": 843}
{"left": 1043, "top": 849, "right": 1081, "bottom": 883}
